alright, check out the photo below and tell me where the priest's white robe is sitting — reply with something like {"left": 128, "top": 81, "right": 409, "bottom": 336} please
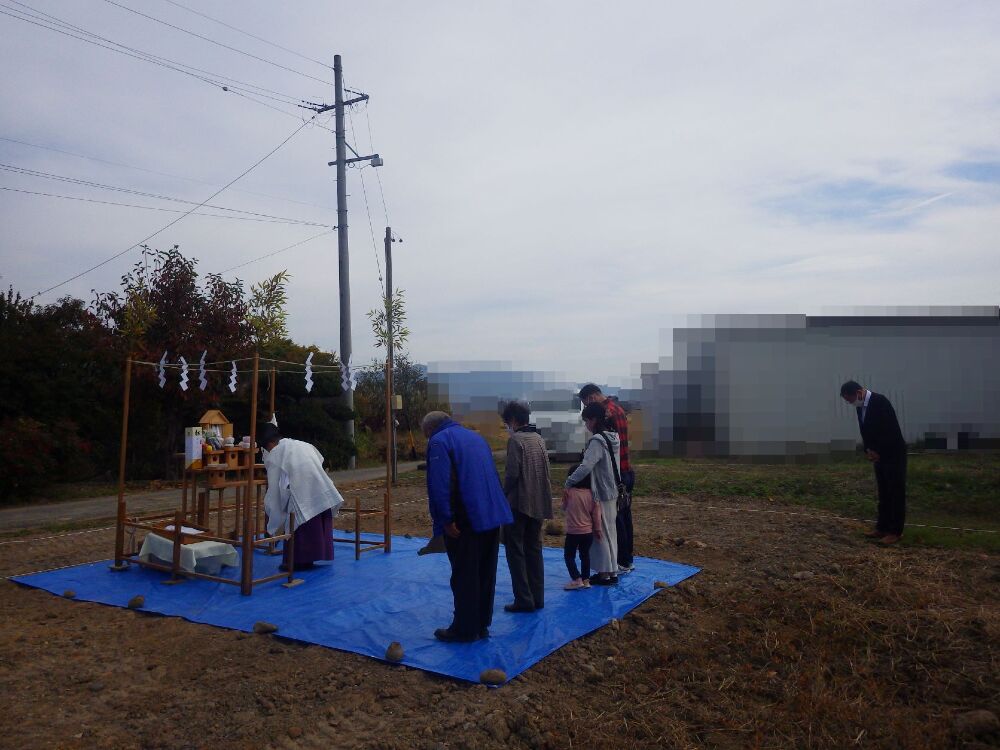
{"left": 263, "top": 438, "right": 344, "bottom": 535}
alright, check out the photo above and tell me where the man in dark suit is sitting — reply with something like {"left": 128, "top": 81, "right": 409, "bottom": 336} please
{"left": 840, "top": 380, "right": 907, "bottom": 545}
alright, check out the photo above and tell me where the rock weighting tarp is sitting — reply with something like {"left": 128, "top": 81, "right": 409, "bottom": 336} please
{"left": 13, "top": 535, "right": 700, "bottom": 684}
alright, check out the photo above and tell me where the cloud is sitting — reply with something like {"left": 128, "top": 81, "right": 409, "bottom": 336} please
{"left": 1, "top": 1, "right": 999, "bottom": 383}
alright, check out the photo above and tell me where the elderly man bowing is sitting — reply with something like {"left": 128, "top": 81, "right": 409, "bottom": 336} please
{"left": 258, "top": 423, "right": 344, "bottom": 572}
{"left": 501, "top": 400, "right": 552, "bottom": 613}
{"left": 423, "top": 411, "right": 513, "bottom": 642}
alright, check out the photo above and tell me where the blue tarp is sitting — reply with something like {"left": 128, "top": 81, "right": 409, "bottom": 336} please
{"left": 12, "top": 535, "right": 699, "bottom": 683}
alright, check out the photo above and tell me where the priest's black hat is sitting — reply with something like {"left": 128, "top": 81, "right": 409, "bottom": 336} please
{"left": 256, "top": 422, "right": 282, "bottom": 448}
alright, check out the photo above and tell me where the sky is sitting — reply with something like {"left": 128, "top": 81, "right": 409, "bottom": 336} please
{"left": 2, "top": 1, "right": 999, "bottom": 382}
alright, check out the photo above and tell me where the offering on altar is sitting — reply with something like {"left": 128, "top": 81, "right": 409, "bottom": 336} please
{"left": 199, "top": 409, "right": 233, "bottom": 439}
{"left": 184, "top": 427, "right": 204, "bottom": 470}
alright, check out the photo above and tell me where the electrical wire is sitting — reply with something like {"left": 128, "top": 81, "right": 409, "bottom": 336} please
{"left": 347, "top": 109, "right": 384, "bottom": 293}
{"left": 364, "top": 102, "right": 391, "bottom": 229}
{"left": 0, "top": 135, "right": 335, "bottom": 212}
{"left": 101, "top": 0, "right": 333, "bottom": 86}
{"left": 0, "top": 1, "right": 324, "bottom": 125}
{"left": 0, "top": 186, "right": 332, "bottom": 227}
{"left": 3, "top": 1, "right": 309, "bottom": 106}
{"left": 33, "top": 117, "right": 317, "bottom": 298}
{"left": 159, "top": 0, "right": 332, "bottom": 71}
{"left": 0, "top": 162, "right": 330, "bottom": 226}
{"left": 215, "top": 229, "right": 335, "bottom": 275}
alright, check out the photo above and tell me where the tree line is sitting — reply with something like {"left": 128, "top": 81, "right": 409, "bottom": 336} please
{"left": 0, "top": 245, "right": 440, "bottom": 501}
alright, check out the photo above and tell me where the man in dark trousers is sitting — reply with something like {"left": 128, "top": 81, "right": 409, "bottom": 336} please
{"left": 579, "top": 384, "right": 635, "bottom": 572}
{"left": 423, "top": 411, "right": 513, "bottom": 642}
{"left": 840, "top": 380, "right": 907, "bottom": 545}
{"left": 501, "top": 400, "right": 553, "bottom": 613}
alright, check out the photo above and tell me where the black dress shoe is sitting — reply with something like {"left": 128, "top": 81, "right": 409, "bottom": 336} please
{"left": 434, "top": 627, "right": 478, "bottom": 643}
{"left": 504, "top": 603, "right": 536, "bottom": 613}
{"left": 479, "top": 628, "right": 489, "bottom": 639}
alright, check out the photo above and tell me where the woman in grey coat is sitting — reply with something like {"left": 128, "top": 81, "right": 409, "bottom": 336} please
{"left": 565, "top": 402, "right": 620, "bottom": 585}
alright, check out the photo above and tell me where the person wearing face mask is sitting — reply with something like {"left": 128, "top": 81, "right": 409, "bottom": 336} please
{"left": 257, "top": 423, "right": 344, "bottom": 571}
{"left": 500, "top": 400, "right": 553, "bottom": 613}
{"left": 578, "top": 383, "right": 635, "bottom": 574}
{"left": 839, "top": 380, "right": 907, "bottom": 545}
{"left": 565, "top": 403, "right": 621, "bottom": 585}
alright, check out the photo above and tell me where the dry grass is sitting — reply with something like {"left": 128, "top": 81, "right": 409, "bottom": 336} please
{"left": 0, "top": 470, "right": 997, "bottom": 749}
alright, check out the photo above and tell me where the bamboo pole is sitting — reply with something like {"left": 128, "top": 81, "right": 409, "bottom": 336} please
{"left": 269, "top": 366, "right": 276, "bottom": 419}
{"left": 354, "top": 489, "right": 361, "bottom": 561}
{"left": 129, "top": 558, "right": 241, "bottom": 586}
{"left": 265, "top": 366, "right": 276, "bottom": 546}
{"left": 241, "top": 353, "right": 260, "bottom": 595}
{"left": 384, "top": 360, "right": 392, "bottom": 553}
{"left": 166, "top": 509, "right": 184, "bottom": 584}
{"left": 285, "top": 510, "right": 295, "bottom": 584}
{"left": 112, "top": 355, "right": 133, "bottom": 571}
{"left": 124, "top": 523, "right": 239, "bottom": 546}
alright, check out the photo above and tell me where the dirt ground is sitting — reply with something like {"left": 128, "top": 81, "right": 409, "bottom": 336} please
{"left": 1, "top": 474, "right": 997, "bottom": 749}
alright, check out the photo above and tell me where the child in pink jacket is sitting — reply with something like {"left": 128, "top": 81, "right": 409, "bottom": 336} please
{"left": 561, "top": 463, "right": 603, "bottom": 590}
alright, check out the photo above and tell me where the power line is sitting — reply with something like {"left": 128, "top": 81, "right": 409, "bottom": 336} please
{"left": 363, "top": 103, "right": 391, "bottom": 228}
{"left": 100, "top": 0, "right": 333, "bottom": 86}
{"left": 0, "top": 2, "right": 321, "bottom": 120}
{"left": 215, "top": 230, "right": 335, "bottom": 275}
{"left": 159, "top": 0, "right": 332, "bottom": 71}
{"left": 347, "top": 109, "right": 384, "bottom": 292}
{"left": 0, "top": 186, "right": 332, "bottom": 226}
{"left": 33, "top": 117, "right": 317, "bottom": 298}
{"left": 0, "top": 163, "right": 329, "bottom": 226}
{"left": 3, "top": 1, "right": 307, "bottom": 105}
{"left": 0, "top": 135, "right": 335, "bottom": 212}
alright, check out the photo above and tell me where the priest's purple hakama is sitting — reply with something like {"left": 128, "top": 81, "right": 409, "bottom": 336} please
{"left": 283, "top": 508, "right": 334, "bottom": 569}
{"left": 262, "top": 437, "right": 344, "bottom": 571}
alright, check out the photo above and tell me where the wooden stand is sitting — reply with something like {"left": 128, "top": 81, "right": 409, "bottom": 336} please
{"left": 112, "top": 351, "right": 394, "bottom": 585}
{"left": 113, "top": 353, "right": 302, "bottom": 594}
{"left": 331, "top": 359, "right": 393, "bottom": 559}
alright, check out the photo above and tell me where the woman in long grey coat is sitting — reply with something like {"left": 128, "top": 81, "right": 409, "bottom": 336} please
{"left": 564, "top": 402, "right": 620, "bottom": 585}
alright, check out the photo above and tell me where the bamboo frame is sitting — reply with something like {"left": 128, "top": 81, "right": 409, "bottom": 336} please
{"left": 112, "top": 348, "right": 396, "bottom": 587}
{"left": 112, "top": 355, "right": 133, "bottom": 570}
{"left": 384, "top": 360, "right": 393, "bottom": 552}
{"left": 113, "top": 352, "right": 302, "bottom": 594}
{"left": 240, "top": 353, "right": 260, "bottom": 595}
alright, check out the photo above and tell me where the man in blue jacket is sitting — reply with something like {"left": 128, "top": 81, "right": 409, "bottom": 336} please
{"left": 422, "top": 411, "right": 513, "bottom": 642}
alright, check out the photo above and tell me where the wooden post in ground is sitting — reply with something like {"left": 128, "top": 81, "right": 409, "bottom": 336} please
{"left": 112, "top": 355, "right": 133, "bottom": 571}
{"left": 384, "top": 360, "right": 392, "bottom": 553}
{"left": 241, "top": 353, "right": 260, "bottom": 595}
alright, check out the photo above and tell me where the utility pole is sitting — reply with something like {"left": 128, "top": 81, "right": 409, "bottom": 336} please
{"left": 333, "top": 55, "right": 353, "bottom": 468}
{"left": 311, "top": 55, "right": 381, "bottom": 470}
{"left": 385, "top": 226, "right": 398, "bottom": 483}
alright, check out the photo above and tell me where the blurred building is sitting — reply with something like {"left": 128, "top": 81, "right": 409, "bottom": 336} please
{"left": 424, "top": 308, "right": 998, "bottom": 460}
{"left": 638, "top": 307, "right": 1000, "bottom": 457}
{"left": 425, "top": 362, "right": 590, "bottom": 459}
